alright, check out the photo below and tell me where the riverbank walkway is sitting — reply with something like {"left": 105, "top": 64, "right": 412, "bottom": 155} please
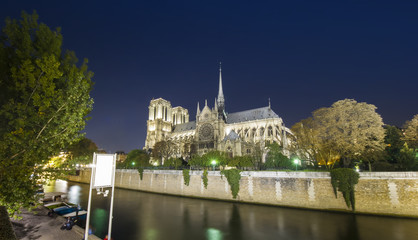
{"left": 11, "top": 206, "right": 101, "bottom": 240}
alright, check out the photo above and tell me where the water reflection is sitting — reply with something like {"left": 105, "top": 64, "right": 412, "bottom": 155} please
{"left": 92, "top": 208, "right": 108, "bottom": 238}
{"left": 45, "top": 181, "right": 418, "bottom": 240}
{"left": 68, "top": 185, "right": 81, "bottom": 205}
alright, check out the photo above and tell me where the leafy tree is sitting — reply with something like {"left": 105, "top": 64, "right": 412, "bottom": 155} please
{"left": 118, "top": 149, "right": 150, "bottom": 169}
{"left": 398, "top": 143, "right": 417, "bottom": 170}
{"left": 202, "top": 151, "right": 229, "bottom": 169}
{"left": 403, "top": 114, "right": 418, "bottom": 149}
{"left": 249, "top": 141, "right": 265, "bottom": 170}
{"left": 384, "top": 125, "right": 404, "bottom": 165}
{"left": 67, "top": 137, "right": 98, "bottom": 165}
{"left": 188, "top": 150, "right": 229, "bottom": 169}
{"left": 151, "top": 140, "right": 177, "bottom": 165}
{"left": 291, "top": 118, "right": 340, "bottom": 169}
{"left": 163, "top": 157, "right": 183, "bottom": 169}
{"left": 313, "top": 99, "right": 385, "bottom": 168}
{"left": 264, "top": 142, "right": 292, "bottom": 169}
{"left": 228, "top": 155, "right": 254, "bottom": 169}
{"left": 0, "top": 12, "right": 93, "bottom": 216}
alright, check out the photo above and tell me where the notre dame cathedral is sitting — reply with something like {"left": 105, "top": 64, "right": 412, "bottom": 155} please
{"left": 144, "top": 66, "right": 292, "bottom": 161}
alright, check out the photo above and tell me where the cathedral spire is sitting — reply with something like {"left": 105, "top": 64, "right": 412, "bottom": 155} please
{"left": 217, "top": 62, "right": 226, "bottom": 121}
{"left": 217, "top": 62, "right": 225, "bottom": 104}
{"left": 197, "top": 102, "right": 200, "bottom": 115}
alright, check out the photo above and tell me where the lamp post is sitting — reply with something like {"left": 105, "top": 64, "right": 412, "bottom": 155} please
{"left": 211, "top": 160, "right": 217, "bottom": 171}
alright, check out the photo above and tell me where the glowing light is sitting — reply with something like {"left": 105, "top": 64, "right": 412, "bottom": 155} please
{"left": 206, "top": 228, "right": 223, "bottom": 240}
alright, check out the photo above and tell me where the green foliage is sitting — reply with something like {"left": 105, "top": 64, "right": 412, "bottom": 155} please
{"left": 183, "top": 169, "right": 190, "bottom": 186}
{"left": 66, "top": 137, "right": 97, "bottom": 165}
{"left": 163, "top": 157, "right": 183, "bottom": 169}
{"left": 117, "top": 149, "right": 150, "bottom": 169}
{"left": 330, "top": 168, "right": 360, "bottom": 211}
{"left": 399, "top": 143, "right": 417, "bottom": 170}
{"left": 221, "top": 169, "right": 241, "bottom": 199}
{"left": 202, "top": 169, "right": 208, "bottom": 189}
{"left": 0, "top": 11, "right": 93, "bottom": 216}
{"left": 264, "top": 143, "right": 293, "bottom": 169}
{"left": 137, "top": 168, "right": 144, "bottom": 180}
{"left": 188, "top": 150, "right": 229, "bottom": 169}
{"left": 228, "top": 155, "right": 254, "bottom": 169}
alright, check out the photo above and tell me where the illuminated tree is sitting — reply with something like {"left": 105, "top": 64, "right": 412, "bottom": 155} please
{"left": 312, "top": 99, "right": 385, "bottom": 167}
{"left": 291, "top": 99, "right": 385, "bottom": 169}
{"left": 403, "top": 114, "right": 418, "bottom": 149}
{"left": 0, "top": 12, "right": 93, "bottom": 216}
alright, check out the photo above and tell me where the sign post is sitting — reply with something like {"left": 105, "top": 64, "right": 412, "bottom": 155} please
{"left": 84, "top": 153, "right": 116, "bottom": 240}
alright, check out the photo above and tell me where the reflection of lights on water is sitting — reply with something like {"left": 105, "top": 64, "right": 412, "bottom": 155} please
{"left": 92, "top": 208, "right": 109, "bottom": 238}
{"left": 145, "top": 229, "right": 159, "bottom": 240}
{"left": 68, "top": 185, "right": 81, "bottom": 205}
{"left": 206, "top": 228, "right": 223, "bottom": 240}
{"left": 43, "top": 179, "right": 68, "bottom": 193}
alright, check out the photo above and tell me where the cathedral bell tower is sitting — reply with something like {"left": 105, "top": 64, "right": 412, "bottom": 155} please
{"left": 145, "top": 98, "right": 173, "bottom": 150}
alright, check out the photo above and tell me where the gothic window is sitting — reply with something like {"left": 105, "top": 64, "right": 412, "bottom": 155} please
{"left": 199, "top": 123, "right": 214, "bottom": 141}
{"left": 165, "top": 107, "right": 167, "bottom": 120}
{"left": 244, "top": 128, "right": 249, "bottom": 138}
{"left": 246, "top": 149, "right": 251, "bottom": 154}
{"left": 154, "top": 107, "right": 156, "bottom": 120}
{"left": 260, "top": 127, "right": 265, "bottom": 137}
{"left": 268, "top": 126, "right": 273, "bottom": 137}
{"left": 252, "top": 128, "right": 257, "bottom": 137}
{"left": 227, "top": 146, "right": 233, "bottom": 158}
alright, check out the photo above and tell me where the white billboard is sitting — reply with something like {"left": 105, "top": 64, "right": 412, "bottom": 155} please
{"left": 92, "top": 153, "right": 115, "bottom": 188}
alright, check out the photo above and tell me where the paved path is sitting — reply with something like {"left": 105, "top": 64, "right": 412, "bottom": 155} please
{"left": 11, "top": 206, "right": 101, "bottom": 240}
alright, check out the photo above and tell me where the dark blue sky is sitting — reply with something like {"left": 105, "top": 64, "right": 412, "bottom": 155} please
{"left": 2, "top": 1, "right": 418, "bottom": 153}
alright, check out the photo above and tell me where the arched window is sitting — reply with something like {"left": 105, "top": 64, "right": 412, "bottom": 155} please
{"left": 260, "top": 127, "right": 265, "bottom": 137}
{"left": 227, "top": 146, "right": 233, "bottom": 158}
{"left": 268, "top": 126, "right": 273, "bottom": 137}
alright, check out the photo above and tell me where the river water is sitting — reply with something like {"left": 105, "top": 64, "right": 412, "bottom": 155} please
{"left": 44, "top": 180, "right": 418, "bottom": 240}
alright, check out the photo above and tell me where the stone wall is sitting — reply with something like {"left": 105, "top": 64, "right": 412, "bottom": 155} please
{"left": 69, "top": 170, "right": 418, "bottom": 218}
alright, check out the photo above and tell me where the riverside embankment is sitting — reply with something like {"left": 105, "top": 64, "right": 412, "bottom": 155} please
{"left": 68, "top": 169, "right": 418, "bottom": 218}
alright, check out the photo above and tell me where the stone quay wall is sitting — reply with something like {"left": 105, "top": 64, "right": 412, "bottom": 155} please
{"left": 68, "top": 170, "right": 418, "bottom": 218}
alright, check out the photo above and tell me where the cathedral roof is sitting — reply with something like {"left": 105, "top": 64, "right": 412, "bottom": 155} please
{"left": 172, "top": 121, "right": 196, "bottom": 132}
{"left": 223, "top": 130, "right": 240, "bottom": 141}
{"left": 226, "top": 106, "right": 280, "bottom": 124}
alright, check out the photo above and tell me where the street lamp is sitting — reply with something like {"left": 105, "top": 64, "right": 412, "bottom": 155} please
{"left": 211, "top": 160, "right": 217, "bottom": 171}
{"left": 293, "top": 158, "right": 300, "bottom": 171}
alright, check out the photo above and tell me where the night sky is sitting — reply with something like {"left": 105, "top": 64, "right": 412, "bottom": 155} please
{"left": 2, "top": 1, "right": 418, "bottom": 153}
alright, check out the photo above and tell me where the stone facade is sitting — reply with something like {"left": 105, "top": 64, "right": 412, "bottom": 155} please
{"left": 144, "top": 66, "right": 292, "bottom": 160}
{"left": 69, "top": 170, "right": 418, "bottom": 218}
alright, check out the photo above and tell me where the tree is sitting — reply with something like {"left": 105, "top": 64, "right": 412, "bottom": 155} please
{"left": 67, "top": 137, "right": 98, "bottom": 165}
{"left": 0, "top": 12, "right": 93, "bottom": 216}
{"left": 264, "top": 142, "right": 292, "bottom": 169}
{"left": 398, "top": 143, "right": 417, "bottom": 170}
{"left": 403, "top": 114, "right": 418, "bottom": 149}
{"left": 151, "top": 140, "right": 177, "bottom": 165}
{"left": 188, "top": 150, "right": 229, "bottom": 169}
{"left": 312, "top": 99, "right": 385, "bottom": 168}
{"left": 291, "top": 118, "right": 340, "bottom": 169}
{"left": 163, "top": 157, "right": 183, "bottom": 169}
{"left": 118, "top": 149, "right": 150, "bottom": 169}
